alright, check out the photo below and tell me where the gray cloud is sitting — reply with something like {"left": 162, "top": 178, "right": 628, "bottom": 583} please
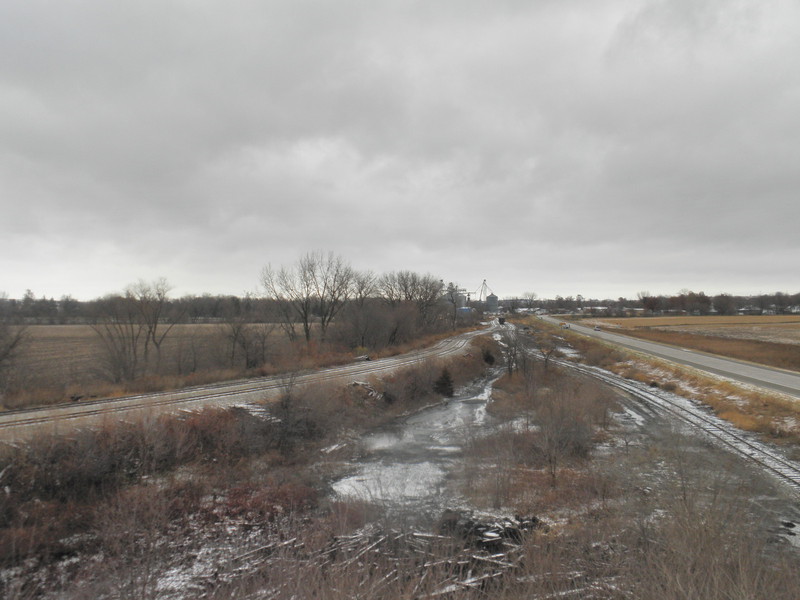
{"left": 1, "top": 0, "right": 798, "bottom": 300}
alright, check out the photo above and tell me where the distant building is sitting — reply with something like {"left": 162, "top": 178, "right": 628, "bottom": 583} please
{"left": 486, "top": 293, "right": 499, "bottom": 313}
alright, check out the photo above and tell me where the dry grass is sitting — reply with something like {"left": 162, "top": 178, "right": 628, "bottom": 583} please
{"left": 6, "top": 335, "right": 800, "bottom": 599}
{"left": 627, "top": 358, "right": 800, "bottom": 442}
{"left": 550, "top": 324, "right": 800, "bottom": 444}
{"left": 457, "top": 363, "right": 800, "bottom": 599}
{"left": 0, "top": 343, "right": 492, "bottom": 572}
{"left": 3, "top": 324, "right": 483, "bottom": 410}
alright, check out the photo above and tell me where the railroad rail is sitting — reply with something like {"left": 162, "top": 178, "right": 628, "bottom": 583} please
{"left": 0, "top": 328, "right": 489, "bottom": 438}
{"left": 560, "top": 359, "right": 800, "bottom": 495}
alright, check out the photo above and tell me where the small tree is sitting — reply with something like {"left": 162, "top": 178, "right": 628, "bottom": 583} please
{"left": 0, "top": 294, "right": 27, "bottom": 399}
{"left": 532, "top": 328, "right": 559, "bottom": 371}
{"left": 433, "top": 368, "right": 454, "bottom": 397}
{"left": 128, "top": 278, "right": 182, "bottom": 374}
{"left": 445, "top": 282, "right": 461, "bottom": 330}
{"left": 91, "top": 293, "right": 145, "bottom": 383}
{"left": 501, "top": 329, "right": 522, "bottom": 376}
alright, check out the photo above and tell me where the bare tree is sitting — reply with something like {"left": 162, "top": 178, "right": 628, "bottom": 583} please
{"left": 219, "top": 295, "right": 275, "bottom": 368}
{"left": 239, "top": 322, "right": 275, "bottom": 368}
{"left": 523, "top": 291, "right": 538, "bottom": 310}
{"left": 376, "top": 271, "right": 403, "bottom": 306}
{"left": 501, "top": 328, "right": 522, "bottom": 376}
{"left": 311, "top": 252, "right": 354, "bottom": 341}
{"left": 91, "top": 293, "right": 146, "bottom": 383}
{"left": 337, "top": 270, "right": 380, "bottom": 348}
{"left": 262, "top": 251, "right": 354, "bottom": 343}
{"left": 532, "top": 327, "right": 560, "bottom": 371}
{"left": 262, "top": 259, "right": 315, "bottom": 343}
{"left": 351, "top": 270, "right": 377, "bottom": 306}
{"left": 445, "top": 282, "right": 461, "bottom": 330}
{"left": 128, "top": 278, "right": 181, "bottom": 373}
{"left": 412, "top": 273, "right": 445, "bottom": 327}
{"left": 638, "top": 290, "right": 661, "bottom": 314}
{"left": 0, "top": 293, "right": 27, "bottom": 399}
{"left": 505, "top": 296, "right": 521, "bottom": 314}
{"left": 537, "top": 385, "right": 593, "bottom": 486}
{"left": 378, "top": 270, "right": 443, "bottom": 328}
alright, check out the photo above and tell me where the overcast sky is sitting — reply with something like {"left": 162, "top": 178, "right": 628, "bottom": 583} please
{"left": 2, "top": 0, "right": 798, "bottom": 302}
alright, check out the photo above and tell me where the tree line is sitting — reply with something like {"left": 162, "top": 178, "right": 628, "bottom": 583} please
{"left": 508, "top": 290, "right": 800, "bottom": 316}
{"left": 3, "top": 251, "right": 798, "bottom": 400}
{"left": 1, "top": 252, "right": 479, "bottom": 396}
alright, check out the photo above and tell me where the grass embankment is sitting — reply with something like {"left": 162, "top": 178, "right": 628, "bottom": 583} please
{"left": 454, "top": 361, "right": 800, "bottom": 598}
{"left": 549, "top": 322, "right": 800, "bottom": 447}
{"left": 0, "top": 337, "right": 496, "bottom": 597}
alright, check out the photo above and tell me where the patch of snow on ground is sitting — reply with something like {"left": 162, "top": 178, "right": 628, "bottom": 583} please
{"left": 333, "top": 461, "right": 447, "bottom": 503}
{"left": 508, "top": 418, "right": 539, "bottom": 433}
{"left": 778, "top": 416, "right": 800, "bottom": 435}
{"left": 322, "top": 442, "right": 346, "bottom": 454}
{"left": 557, "top": 346, "right": 581, "bottom": 358}
{"left": 617, "top": 405, "right": 647, "bottom": 428}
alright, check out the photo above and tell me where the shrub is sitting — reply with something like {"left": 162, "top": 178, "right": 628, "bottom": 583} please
{"left": 433, "top": 368, "right": 454, "bottom": 397}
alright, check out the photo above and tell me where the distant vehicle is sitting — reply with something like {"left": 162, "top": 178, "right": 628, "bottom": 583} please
{"left": 594, "top": 326, "right": 601, "bottom": 331}
{"left": 498, "top": 317, "right": 506, "bottom": 325}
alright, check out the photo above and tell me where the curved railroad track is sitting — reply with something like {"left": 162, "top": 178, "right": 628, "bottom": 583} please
{"left": 0, "top": 328, "right": 490, "bottom": 438}
{"left": 559, "top": 358, "right": 800, "bottom": 494}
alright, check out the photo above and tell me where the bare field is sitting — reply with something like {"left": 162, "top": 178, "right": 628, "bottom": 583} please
{"left": 6, "top": 324, "right": 276, "bottom": 407}
{"left": 5, "top": 323, "right": 468, "bottom": 409}
{"left": 19, "top": 324, "right": 229, "bottom": 383}
{"left": 601, "top": 315, "right": 800, "bottom": 328}
{"left": 591, "top": 316, "right": 800, "bottom": 371}
{"left": 596, "top": 316, "right": 800, "bottom": 345}
{"left": 18, "top": 325, "right": 104, "bottom": 386}
{"left": 598, "top": 315, "right": 800, "bottom": 345}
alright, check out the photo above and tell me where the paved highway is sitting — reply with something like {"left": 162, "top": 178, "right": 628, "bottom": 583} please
{"left": 541, "top": 316, "right": 800, "bottom": 399}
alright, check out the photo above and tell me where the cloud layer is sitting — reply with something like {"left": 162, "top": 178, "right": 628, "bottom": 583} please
{"left": 2, "top": 0, "right": 798, "bottom": 300}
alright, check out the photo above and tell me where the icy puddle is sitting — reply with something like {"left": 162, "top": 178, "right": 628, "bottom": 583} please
{"left": 332, "top": 374, "right": 500, "bottom": 512}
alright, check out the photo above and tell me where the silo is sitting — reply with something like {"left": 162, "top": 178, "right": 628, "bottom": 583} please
{"left": 486, "top": 293, "right": 499, "bottom": 313}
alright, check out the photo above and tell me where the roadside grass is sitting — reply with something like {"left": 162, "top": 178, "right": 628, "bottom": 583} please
{"left": 458, "top": 360, "right": 800, "bottom": 599}
{"left": 617, "top": 357, "right": 800, "bottom": 444}
{"left": 547, "top": 323, "right": 800, "bottom": 446}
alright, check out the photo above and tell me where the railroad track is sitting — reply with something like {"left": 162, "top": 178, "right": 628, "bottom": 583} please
{"left": 560, "top": 359, "right": 800, "bottom": 494}
{"left": 0, "top": 328, "right": 489, "bottom": 437}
